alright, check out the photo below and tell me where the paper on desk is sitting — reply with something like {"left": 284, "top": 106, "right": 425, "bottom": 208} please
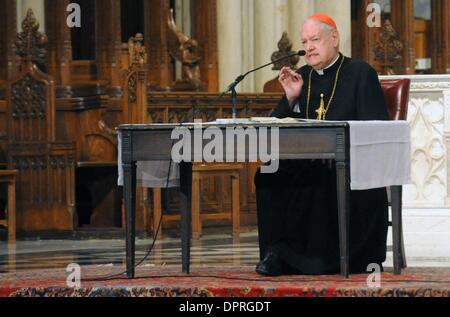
{"left": 250, "top": 117, "right": 300, "bottom": 123}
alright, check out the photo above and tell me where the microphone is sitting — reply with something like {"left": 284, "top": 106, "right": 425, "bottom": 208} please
{"left": 221, "top": 50, "right": 306, "bottom": 120}
{"left": 226, "top": 50, "right": 305, "bottom": 91}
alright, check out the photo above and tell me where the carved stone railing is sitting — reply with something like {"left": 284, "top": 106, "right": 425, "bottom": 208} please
{"left": 380, "top": 74, "right": 450, "bottom": 208}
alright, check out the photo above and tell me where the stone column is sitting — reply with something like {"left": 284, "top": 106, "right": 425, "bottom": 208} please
{"left": 314, "top": 0, "right": 352, "bottom": 57}
{"left": 240, "top": 0, "right": 254, "bottom": 92}
{"left": 253, "top": 0, "right": 290, "bottom": 92}
{"left": 217, "top": 0, "right": 243, "bottom": 92}
{"left": 287, "top": 0, "right": 315, "bottom": 67}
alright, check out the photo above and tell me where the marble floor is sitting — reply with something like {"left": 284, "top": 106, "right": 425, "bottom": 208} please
{"left": 0, "top": 224, "right": 449, "bottom": 274}
{"left": 0, "top": 227, "right": 261, "bottom": 274}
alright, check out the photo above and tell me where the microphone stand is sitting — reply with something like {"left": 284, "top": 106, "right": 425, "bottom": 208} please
{"left": 220, "top": 50, "right": 305, "bottom": 121}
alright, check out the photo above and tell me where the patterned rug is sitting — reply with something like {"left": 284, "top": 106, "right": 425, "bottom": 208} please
{"left": 0, "top": 265, "right": 449, "bottom": 297}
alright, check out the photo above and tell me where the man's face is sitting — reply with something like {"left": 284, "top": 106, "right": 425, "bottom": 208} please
{"left": 301, "top": 20, "right": 339, "bottom": 70}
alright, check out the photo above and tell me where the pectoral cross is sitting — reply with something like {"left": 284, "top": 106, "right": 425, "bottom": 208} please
{"left": 315, "top": 93, "right": 326, "bottom": 120}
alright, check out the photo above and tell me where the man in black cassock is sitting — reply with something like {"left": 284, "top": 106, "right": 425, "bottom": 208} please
{"left": 255, "top": 14, "right": 389, "bottom": 276}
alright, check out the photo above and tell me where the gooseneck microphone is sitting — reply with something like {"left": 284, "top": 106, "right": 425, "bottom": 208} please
{"left": 220, "top": 50, "right": 306, "bottom": 120}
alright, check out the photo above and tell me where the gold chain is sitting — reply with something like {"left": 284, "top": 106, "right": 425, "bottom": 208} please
{"left": 306, "top": 54, "right": 345, "bottom": 120}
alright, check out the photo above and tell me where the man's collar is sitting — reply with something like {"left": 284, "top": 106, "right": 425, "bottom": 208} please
{"left": 315, "top": 53, "right": 340, "bottom": 75}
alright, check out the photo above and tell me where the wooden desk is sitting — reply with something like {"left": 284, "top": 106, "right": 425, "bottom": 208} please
{"left": 119, "top": 121, "right": 354, "bottom": 278}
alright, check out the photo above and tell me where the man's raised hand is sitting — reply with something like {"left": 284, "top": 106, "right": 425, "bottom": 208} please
{"left": 278, "top": 66, "right": 303, "bottom": 106}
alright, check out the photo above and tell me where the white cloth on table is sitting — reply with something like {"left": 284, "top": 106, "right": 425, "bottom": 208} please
{"left": 117, "top": 131, "right": 180, "bottom": 188}
{"left": 117, "top": 121, "right": 411, "bottom": 191}
{"left": 347, "top": 120, "right": 411, "bottom": 190}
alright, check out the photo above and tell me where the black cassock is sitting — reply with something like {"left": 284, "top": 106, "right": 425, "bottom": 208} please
{"left": 255, "top": 53, "right": 390, "bottom": 274}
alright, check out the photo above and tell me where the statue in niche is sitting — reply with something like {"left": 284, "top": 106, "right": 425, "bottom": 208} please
{"left": 167, "top": 9, "right": 206, "bottom": 91}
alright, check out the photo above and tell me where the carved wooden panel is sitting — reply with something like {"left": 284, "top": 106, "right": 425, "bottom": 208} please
{"left": 10, "top": 73, "right": 50, "bottom": 142}
{"left": 8, "top": 147, "right": 76, "bottom": 231}
{"left": 5, "top": 11, "right": 77, "bottom": 232}
{"left": 7, "top": 69, "right": 76, "bottom": 231}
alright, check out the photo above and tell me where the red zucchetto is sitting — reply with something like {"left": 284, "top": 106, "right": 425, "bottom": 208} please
{"left": 308, "top": 13, "right": 337, "bottom": 29}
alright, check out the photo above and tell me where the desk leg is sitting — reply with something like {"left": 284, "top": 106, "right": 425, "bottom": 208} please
{"left": 180, "top": 162, "right": 192, "bottom": 274}
{"left": 124, "top": 161, "right": 137, "bottom": 278}
{"left": 336, "top": 160, "right": 350, "bottom": 278}
{"left": 391, "top": 185, "right": 402, "bottom": 275}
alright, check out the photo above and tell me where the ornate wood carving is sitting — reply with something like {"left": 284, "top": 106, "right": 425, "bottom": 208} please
{"left": 263, "top": 32, "right": 299, "bottom": 92}
{"left": 10, "top": 74, "right": 47, "bottom": 142}
{"left": 120, "top": 42, "right": 150, "bottom": 231}
{"left": 167, "top": 9, "right": 206, "bottom": 91}
{"left": 122, "top": 34, "right": 149, "bottom": 125}
{"left": 8, "top": 146, "right": 76, "bottom": 231}
{"left": 7, "top": 12, "right": 76, "bottom": 231}
{"left": 271, "top": 32, "right": 300, "bottom": 70}
{"left": 15, "top": 9, "right": 48, "bottom": 70}
{"left": 191, "top": 0, "right": 219, "bottom": 92}
{"left": 373, "top": 20, "right": 403, "bottom": 75}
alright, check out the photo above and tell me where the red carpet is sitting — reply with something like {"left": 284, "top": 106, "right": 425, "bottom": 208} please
{"left": 0, "top": 265, "right": 449, "bottom": 297}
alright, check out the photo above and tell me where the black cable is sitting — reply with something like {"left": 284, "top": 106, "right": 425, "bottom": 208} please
{"left": 82, "top": 137, "right": 176, "bottom": 282}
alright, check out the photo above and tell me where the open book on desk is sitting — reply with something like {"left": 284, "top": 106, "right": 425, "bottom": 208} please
{"left": 250, "top": 117, "right": 303, "bottom": 124}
